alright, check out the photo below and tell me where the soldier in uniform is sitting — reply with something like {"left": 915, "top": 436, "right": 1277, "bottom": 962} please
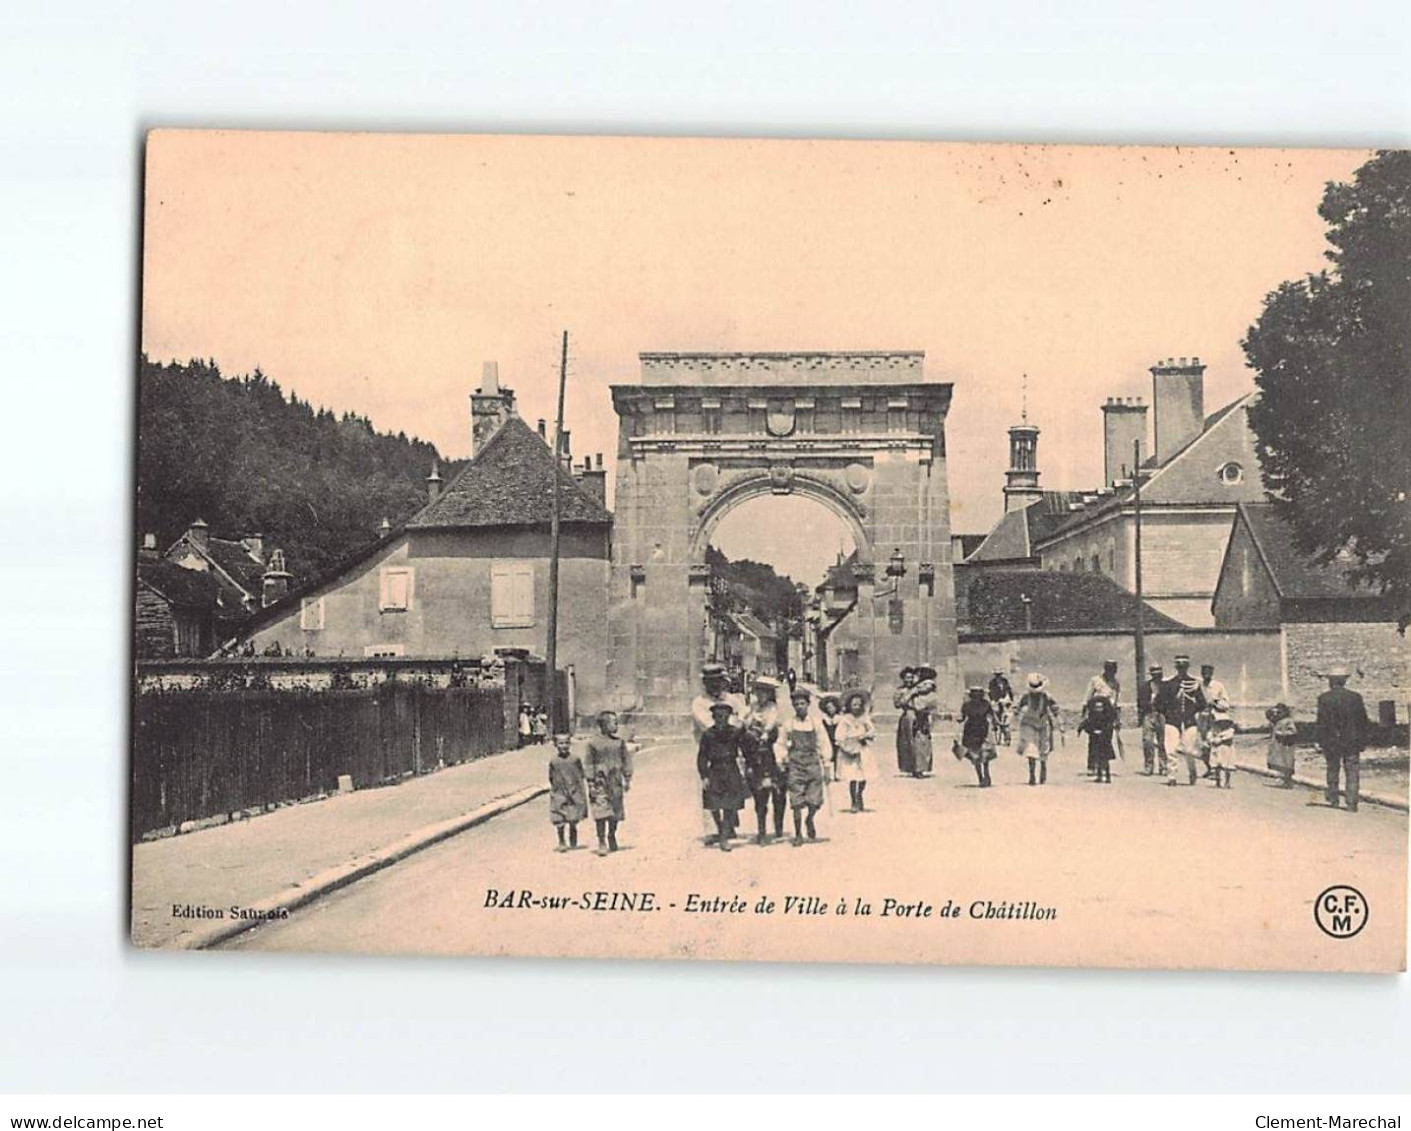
{"left": 1158, "top": 655, "right": 1206, "bottom": 787}
{"left": 1316, "top": 665, "right": 1370, "bottom": 812}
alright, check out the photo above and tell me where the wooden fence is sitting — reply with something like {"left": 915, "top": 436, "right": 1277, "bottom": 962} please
{"left": 131, "top": 682, "right": 506, "bottom": 842}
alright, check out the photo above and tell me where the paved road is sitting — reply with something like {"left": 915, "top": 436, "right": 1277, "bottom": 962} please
{"left": 229, "top": 730, "right": 1407, "bottom": 971}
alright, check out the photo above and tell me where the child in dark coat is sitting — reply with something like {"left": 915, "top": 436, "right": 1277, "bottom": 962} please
{"left": 548, "top": 733, "right": 588, "bottom": 851}
{"left": 1079, "top": 693, "right": 1117, "bottom": 784}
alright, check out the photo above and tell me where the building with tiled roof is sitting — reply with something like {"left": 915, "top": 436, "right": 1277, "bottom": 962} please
{"left": 135, "top": 547, "right": 224, "bottom": 658}
{"left": 1212, "top": 503, "right": 1406, "bottom": 723}
{"left": 159, "top": 521, "right": 292, "bottom": 641}
{"left": 969, "top": 357, "right": 1270, "bottom": 626}
{"left": 232, "top": 362, "right": 615, "bottom": 720}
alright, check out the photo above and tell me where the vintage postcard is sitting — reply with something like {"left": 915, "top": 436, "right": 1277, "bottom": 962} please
{"left": 131, "top": 130, "right": 1408, "bottom": 971}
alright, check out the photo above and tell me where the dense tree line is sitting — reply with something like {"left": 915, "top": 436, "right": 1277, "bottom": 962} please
{"left": 1243, "top": 150, "right": 1410, "bottom": 629}
{"left": 136, "top": 356, "right": 462, "bottom": 580}
{"left": 705, "top": 544, "right": 806, "bottom": 637}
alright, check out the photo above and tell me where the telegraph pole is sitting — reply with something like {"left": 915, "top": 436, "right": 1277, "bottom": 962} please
{"left": 545, "top": 330, "right": 568, "bottom": 733}
{"left": 1132, "top": 437, "right": 1146, "bottom": 690}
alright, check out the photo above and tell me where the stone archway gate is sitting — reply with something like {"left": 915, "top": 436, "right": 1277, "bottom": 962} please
{"left": 606, "top": 352, "right": 959, "bottom": 732}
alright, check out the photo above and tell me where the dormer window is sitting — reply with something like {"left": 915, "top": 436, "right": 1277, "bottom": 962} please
{"left": 1218, "top": 461, "right": 1244, "bottom": 485}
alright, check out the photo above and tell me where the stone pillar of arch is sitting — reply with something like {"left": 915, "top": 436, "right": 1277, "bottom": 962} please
{"left": 606, "top": 351, "right": 959, "bottom": 735}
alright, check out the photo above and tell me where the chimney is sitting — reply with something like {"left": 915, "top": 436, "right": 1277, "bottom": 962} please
{"left": 576, "top": 453, "right": 607, "bottom": 506}
{"left": 1003, "top": 422, "right": 1043, "bottom": 513}
{"left": 186, "top": 518, "right": 209, "bottom": 552}
{"left": 261, "top": 548, "right": 292, "bottom": 607}
{"left": 470, "top": 360, "right": 517, "bottom": 458}
{"left": 560, "top": 430, "right": 572, "bottom": 468}
{"left": 1101, "top": 396, "right": 1149, "bottom": 486}
{"left": 139, "top": 533, "right": 158, "bottom": 559}
{"left": 1150, "top": 356, "right": 1205, "bottom": 464}
{"left": 426, "top": 459, "right": 443, "bottom": 503}
{"left": 240, "top": 533, "right": 265, "bottom": 564}
{"left": 379, "top": 516, "right": 392, "bottom": 537}
{"left": 537, "top": 419, "right": 546, "bottom": 440}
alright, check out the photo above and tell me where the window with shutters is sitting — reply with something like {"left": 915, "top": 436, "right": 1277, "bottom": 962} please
{"left": 491, "top": 561, "right": 535, "bottom": 628}
{"left": 379, "top": 567, "right": 413, "bottom": 612}
{"left": 300, "top": 596, "right": 324, "bottom": 631}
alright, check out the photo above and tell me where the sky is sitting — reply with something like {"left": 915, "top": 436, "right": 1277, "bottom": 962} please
{"left": 141, "top": 132, "right": 1368, "bottom": 586}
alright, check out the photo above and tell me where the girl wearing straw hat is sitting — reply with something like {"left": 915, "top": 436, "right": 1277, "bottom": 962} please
{"left": 834, "top": 690, "right": 878, "bottom": 812}
{"left": 1014, "top": 673, "right": 1061, "bottom": 786}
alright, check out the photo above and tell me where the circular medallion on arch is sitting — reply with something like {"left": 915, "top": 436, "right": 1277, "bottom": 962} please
{"left": 691, "top": 463, "right": 720, "bottom": 496}
{"left": 844, "top": 462, "right": 872, "bottom": 494}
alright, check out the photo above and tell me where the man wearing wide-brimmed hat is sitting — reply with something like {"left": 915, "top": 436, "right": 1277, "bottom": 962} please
{"left": 1316, "top": 664, "right": 1370, "bottom": 812}
{"left": 691, "top": 660, "right": 749, "bottom": 743}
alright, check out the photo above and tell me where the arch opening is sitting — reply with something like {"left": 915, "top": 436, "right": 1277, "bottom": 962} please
{"left": 699, "top": 491, "right": 861, "bottom": 691}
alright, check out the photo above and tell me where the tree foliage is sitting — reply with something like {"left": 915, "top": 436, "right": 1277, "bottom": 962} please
{"left": 136, "top": 356, "right": 462, "bottom": 579}
{"left": 1242, "top": 150, "right": 1411, "bottom": 627}
{"left": 704, "top": 544, "right": 805, "bottom": 634}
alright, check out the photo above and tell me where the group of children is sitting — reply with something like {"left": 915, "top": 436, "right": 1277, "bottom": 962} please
{"left": 546, "top": 710, "right": 635, "bottom": 856}
{"left": 697, "top": 680, "right": 879, "bottom": 850}
{"left": 957, "top": 672, "right": 1068, "bottom": 786}
{"left": 517, "top": 703, "right": 551, "bottom": 747}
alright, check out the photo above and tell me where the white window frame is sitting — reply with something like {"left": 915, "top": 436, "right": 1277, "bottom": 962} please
{"left": 379, "top": 566, "right": 414, "bottom": 612}
{"left": 363, "top": 643, "right": 405, "bottom": 658}
{"left": 491, "top": 560, "right": 536, "bottom": 628}
{"left": 300, "top": 596, "right": 324, "bottom": 631}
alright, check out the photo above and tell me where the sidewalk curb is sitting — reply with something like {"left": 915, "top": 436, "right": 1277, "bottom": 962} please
{"left": 1233, "top": 761, "right": 1409, "bottom": 813}
{"left": 175, "top": 784, "right": 548, "bottom": 951}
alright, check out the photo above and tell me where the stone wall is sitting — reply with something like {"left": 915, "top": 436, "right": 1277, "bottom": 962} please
{"left": 1283, "top": 621, "right": 1409, "bottom": 724}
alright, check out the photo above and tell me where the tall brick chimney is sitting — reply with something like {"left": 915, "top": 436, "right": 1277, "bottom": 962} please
{"left": 1151, "top": 356, "right": 1205, "bottom": 465}
{"left": 470, "top": 361, "right": 517, "bottom": 458}
{"left": 1101, "top": 396, "right": 1149, "bottom": 486}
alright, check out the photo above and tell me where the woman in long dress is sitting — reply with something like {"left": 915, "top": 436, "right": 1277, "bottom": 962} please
{"left": 893, "top": 667, "right": 917, "bottom": 775}
{"left": 909, "top": 665, "right": 939, "bottom": 777}
{"left": 834, "top": 690, "right": 878, "bottom": 812}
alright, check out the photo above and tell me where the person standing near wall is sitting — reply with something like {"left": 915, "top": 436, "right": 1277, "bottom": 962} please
{"left": 1138, "top": 663, "right": 1166, "bottom": 776}
{"left": 1316, "top": 665, "right": 1370, "bottom": 812}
